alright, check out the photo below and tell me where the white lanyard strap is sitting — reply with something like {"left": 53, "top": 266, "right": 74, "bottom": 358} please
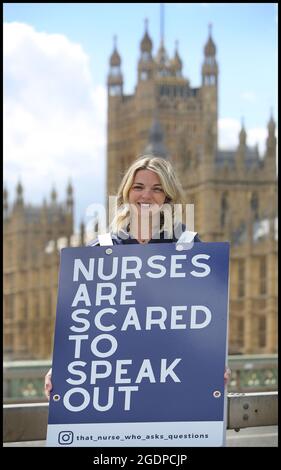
{"left": 98, "top": 233, "right": 113, "bottom": 246}
{"left": 176, "top": 230, "right": 197, "bottom": 251}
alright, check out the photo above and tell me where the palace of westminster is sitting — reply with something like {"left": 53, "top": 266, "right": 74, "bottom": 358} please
{"left": 3, "top": 22, "right": 277, "bottom": 360}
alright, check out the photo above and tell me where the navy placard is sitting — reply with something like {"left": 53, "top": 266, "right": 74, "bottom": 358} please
{"left": 46, "top": 242, "right": 230, "bottom": 447}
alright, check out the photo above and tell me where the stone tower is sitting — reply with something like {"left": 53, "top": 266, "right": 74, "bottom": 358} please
{"left": 106, "top": 21, "right": 277, "bottom": 354}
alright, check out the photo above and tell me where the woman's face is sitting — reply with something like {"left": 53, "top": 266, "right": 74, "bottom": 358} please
{"left": 128, "top": 169, "right": 166, "bottom": 213}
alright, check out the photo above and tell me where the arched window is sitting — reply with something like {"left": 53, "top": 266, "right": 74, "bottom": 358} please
{"left": 140, "top": 70, "right": 149, "bottom": 81}
{"left": 258, "top": 316, "right": 266, "bottom": 348}
{"left": 110, "top": 65, "right": 121, "bottom": 77}
{"left": 259, "top": 256, "right": 267, "bottom": 295}
{"left": 141, "top": 51, "right": 151, "bottom": 62}
{"left": 109, "top": 85, "right": 122, "bottom": 96}
{"left": 237, "top": 317, "right": 244, "bottom": 348}
{"left": 221, "top": 192, "right": 228, "bottom": 228}
{"left": 250, "top": 192, "right": 259, "bottom": 220}
{"left": 237, "top": 259, "right": 245, "bottom": 297}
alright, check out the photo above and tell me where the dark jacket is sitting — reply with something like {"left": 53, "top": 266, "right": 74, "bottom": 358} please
{"left": 88, "top": 225, "right": 201, "bottom": 247}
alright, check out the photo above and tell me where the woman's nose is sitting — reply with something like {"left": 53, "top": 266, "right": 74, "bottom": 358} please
{"left": 139, "top": 188, "right": 153, "bottom": 199}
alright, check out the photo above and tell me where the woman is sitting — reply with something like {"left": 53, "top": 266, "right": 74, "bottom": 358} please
{"left": 92, "top": 154, "right": 200, "bottom": 246}
{"left": 44, "top": 154, "right": 230, "bottom": 399}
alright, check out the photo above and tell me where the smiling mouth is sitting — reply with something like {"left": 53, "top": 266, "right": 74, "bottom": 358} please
{"left": 138, "top": 203, "right": 152, "bottom": 208}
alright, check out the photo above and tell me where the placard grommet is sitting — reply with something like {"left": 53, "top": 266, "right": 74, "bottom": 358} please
{"left": 213, "top": 390, "right": 221, "bottom": 398}
{"left": 105, "top": 248, "right": 112, "bottom": 255}
{"left": 53, "top": 394, "right": 61, "bottom": 401}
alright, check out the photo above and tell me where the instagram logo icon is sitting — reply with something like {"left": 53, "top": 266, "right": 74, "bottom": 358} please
{"left": 58, "top": 431, "right": 74, "bottom": 445}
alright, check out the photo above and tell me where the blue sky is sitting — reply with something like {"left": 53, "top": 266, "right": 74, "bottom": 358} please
{"left": 3, "top": 3, "right": 278, "bottom": 235}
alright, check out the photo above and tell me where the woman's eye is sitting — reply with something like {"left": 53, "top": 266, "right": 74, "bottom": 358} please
{"left": 131, "top": 185, "right": 163, "bottom": 192}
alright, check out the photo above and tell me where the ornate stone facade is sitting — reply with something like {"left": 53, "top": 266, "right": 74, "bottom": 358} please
{"left": 106, "top": 23, "right": 277, "bottom": 354}
{"left": 3, "top": 24, "right": 277, "bottom": 360}
{"left": 3, "top": 183, "right": 85, "bottom": 360}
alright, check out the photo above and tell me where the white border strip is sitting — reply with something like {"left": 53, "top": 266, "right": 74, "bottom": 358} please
{"left": 47, "top": 421, "right": 224, "bottom": 447}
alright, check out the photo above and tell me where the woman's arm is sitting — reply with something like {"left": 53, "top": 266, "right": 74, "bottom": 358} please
{"left": 224, "top": 366, "right": 231, "bottom": 386}
{"left": 44, "top": 366, "right": 231, "bottom": 401}
{"left": 44, "top": 368, "right": 52, "bottom": 401}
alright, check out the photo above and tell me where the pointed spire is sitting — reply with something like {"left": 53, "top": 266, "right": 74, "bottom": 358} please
{"left": 204, "top": 23, "right": 216, "bottom": 57}
{"left": 66, "top": 180, "right": 73, "bottom": 211}
{"left": 202, "top": 24, "right": 218, "bottom": 86}
{"left": 170, "top": 40, "right": 182, "bottom": 77}
{"left": 67, "top": 180, "right": 73, "bottom": 197}
{"left": 239, "top": 118, "right": 247, "bottom": 146}
{"left": 267, "top": 109, "right": 276, "bottom": 135}
{"left": 156, "top": 41, "right": 169, "bottom": 77}
{"left": 108, "top": 35, "right": 123, "bottom": 96}
{"left": 156, "top": 41, "right": 168, "bottom": 64}
{"left": 140, "top": 18, "right": 152, "bottom": 53}
{"left": 138, "top": 18, "right": 154, "bottom": 81}
{"left": 110, "top": 35, "right": 121, "bottom": 66}
{"left": 15, "top": 180, "right": 24, "bottom": 206}
{"left": 16, "top": 180, "right": 23, "bottom": 197}
{"left": 266, "top": 109, "right": 276, "bottom": 157}
{"left": 51, "top": 185, "right": 57, "bottom": 204}
{"left": 142, "top": 115, "right": 169, "bottom": 159}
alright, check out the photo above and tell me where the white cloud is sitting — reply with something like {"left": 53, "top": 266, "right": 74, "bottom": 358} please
{"left": 4, "top": 22, "right": 107, "bottom": 229}
{"left": 218, "top": 118, "right": 268, "bottom": 155}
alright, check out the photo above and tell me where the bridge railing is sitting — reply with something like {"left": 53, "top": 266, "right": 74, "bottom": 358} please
{"left": 3, "top": 392, "right": 278, "bottom": 443}
{"left": 3, "top": 355, "right": 278, "bottom": 404}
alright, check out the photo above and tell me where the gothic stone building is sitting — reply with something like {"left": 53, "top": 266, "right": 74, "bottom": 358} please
{"left": 106, "top": 24, "right": 277, "bottom": 354}
{"left": 3, "top": 183, "right": 81, "bottom": 360}
{"left": 3, "top": 25, "right": 277, "bottom": 361}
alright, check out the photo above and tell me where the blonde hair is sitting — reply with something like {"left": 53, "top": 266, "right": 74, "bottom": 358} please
{"left": 110, "top": 155, "right": 186, "bottom": 236}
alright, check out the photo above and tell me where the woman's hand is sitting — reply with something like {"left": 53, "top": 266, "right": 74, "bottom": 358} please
{"left": 224, "top": 366, "right": 231, "bottom": 386}
{"left": 44, "top": 368, "right": 53, "bottom": 401}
